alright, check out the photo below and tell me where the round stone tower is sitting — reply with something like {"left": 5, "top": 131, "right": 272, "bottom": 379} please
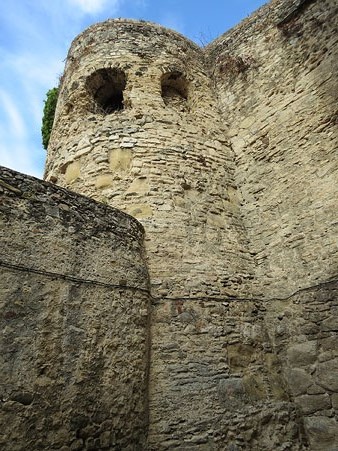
{"left": 45, "top": 19, "right": 253, "bottom": 298}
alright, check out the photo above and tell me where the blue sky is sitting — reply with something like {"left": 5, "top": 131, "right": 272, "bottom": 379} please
{"left": 0, "top": 0, "right": 267, "bottom": 178}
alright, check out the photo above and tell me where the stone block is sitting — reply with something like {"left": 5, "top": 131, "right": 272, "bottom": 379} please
{"left": 287, "top": 341, "right": 317, "bottom": 367}
{"left": 76, "top": 137, "right": 91, "bottom": 150}
{"left": 295, "top": 394, "right": 331, "bottom": 415}
{"left": 95, "top": 174, "right": 113, "bottom": 188}
{"left": 332, "top": 393, "right": 338, "bottom": 410}
{"left": 321, "top": 315, "right": 338, "bottom": 332}
{"left": 126, "top": 178, "right": 150, "bottom": 194}
{"left": 126, "top": 203, "right": 153, "bottom": 219}
{"left": 228, "top": 344, "right": 256, "bottom": 371}
{"left": 218, "top": 378, "right": 247, "bottom": 408}
{"left": 286, "top": 368, "right": 313, "bottom": 396}
{"left": 269, "top": 373, "right": 289, "bottom": 401}
{"left": 109, "top": 149, "right": 132, "bottom": 171}
{"left": 65, "top": 161, "right": 81, "bottom": 183}
{"left": 242, "top": 373, "right": 267, "bottom": 401}
{"left": 316, "top": 358, "right": 338, "bottom": 392}
{"left": 304, "top": 416, "right": 338, "bottom": 450}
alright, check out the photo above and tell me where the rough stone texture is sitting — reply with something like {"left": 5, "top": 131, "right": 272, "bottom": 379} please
{"left": 45, "top": 19, "right": 255, "bottom": 300}
{"left": 207, "top": 0, "right": 338, "bottom": 299}
{"left": 264, "top": 281, "right": 338, "bottom": 451}
{"left": 1, "top": 0, "right": 338, "bottom": 449}
{"left": 148, "top": 298, "right": 305, "bottom": 450}
{"left": 148, "top": 281, "right": 338, "bottom": 449}
{"left": 0, "top": 166, "right": 151, "bottom": 450}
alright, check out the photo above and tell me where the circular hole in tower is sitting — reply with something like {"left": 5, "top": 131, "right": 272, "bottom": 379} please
{"left": 161, "top": 71, "right": 188, "bottom": 111}
{"left": 86, "top": 68, "right": 126, "bottom": 114}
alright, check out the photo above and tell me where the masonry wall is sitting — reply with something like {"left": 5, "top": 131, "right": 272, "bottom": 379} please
{"left": 44, "top": 21, "right": 267, "bottom": 449}
{"left": 149, "top": 280, "right": 338, "bottom": 450}
{"left": 0, "top": 166, "right": 150, "bottom": 450}
{"left": 200, "top": 0, "right": 338, "bottom": 447}
{"left": 148, "top": 297, "right": 306, "bottom": 450}
{"left": 45, "top": 19, "right": 255, "bottom": 300}
{"left": 207, "top": 0, "right": 338, "bottom": 299}
{"left": 265, "top": 281, "right": 338, "bottom": 451}
{"left": 37, "top": 2, "right": 338, "bottom": 449}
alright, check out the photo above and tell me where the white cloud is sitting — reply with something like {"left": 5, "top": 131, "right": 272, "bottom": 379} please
{"left": 0, "top": 90, "right": 44, "bottom": 178}
{"left": 0, "top": 90, "right": 27, "bottom": 140}
{"left": 68, "top": 0, "right": 120, "bottom": 14}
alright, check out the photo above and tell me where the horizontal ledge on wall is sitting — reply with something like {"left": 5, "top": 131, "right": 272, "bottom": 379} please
{"left": 152, "top": 277, "right": 338, "bottom": 304}
{"left": 0, "top": 259, "right": 150, "bottom": 295}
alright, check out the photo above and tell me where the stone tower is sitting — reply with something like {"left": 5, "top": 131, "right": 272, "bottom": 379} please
{"left": 1, "top": 0, "right": 333, "bottom": 448}
{"left": 45, "top": 19, "right": 255, "bottom": 300}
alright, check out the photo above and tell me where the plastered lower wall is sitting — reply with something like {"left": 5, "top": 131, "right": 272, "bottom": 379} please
{"left": 0, "top": 166, "right": 150, "bottom": 450}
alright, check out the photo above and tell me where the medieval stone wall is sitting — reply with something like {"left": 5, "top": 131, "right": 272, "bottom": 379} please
{"left": 265, "top": 280, "right": 338, "bottom": 451}
{"left": 200, "top": 0, "right": 338, "bottom": 447}
{"left": 149, "top": 296, "right": 305, "bottom": 450}
{"left": 45, "top": 20, "right": 255, "bottom": 300}
{"left": 207, "top": 0, "right": 338, "bottom": 299}
{"left": 149, "top": 279, "right": 338, "bottom": 450}
{"left": 0, "top": 166, "right": 150, "bottom": 450}
{"left": 1, "top": 0, "right": 337, "bottom": 449}
{"left": 44, "top": 21, "right": 267, "bottom": 448}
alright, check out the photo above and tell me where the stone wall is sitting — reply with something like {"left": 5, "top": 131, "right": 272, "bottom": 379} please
{"left": 148, "top": 283, "right": 338, "bottom": 450}
{"left": 45, "top": 19, "right": 255, "bottom": 300}
{"left": 207, "top": 0, "right": 338, "bottom": 299}
{"left": 7, "top": 0, "right": 337, "bottom": 449}
{"left": 148, "top": 297, "right": 305, "bottom": 450}
{"left": 0, "top": 166, "right": 151, "bottom": 450}
{"left": 265, "top": 281, "right": 338, "bottom": 451}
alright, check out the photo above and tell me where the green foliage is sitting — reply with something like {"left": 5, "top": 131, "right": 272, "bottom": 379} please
{"left": 41, "top": 87, "right": 59, "bottom": 150}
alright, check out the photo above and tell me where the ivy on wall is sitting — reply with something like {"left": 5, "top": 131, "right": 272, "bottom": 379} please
{"left": 41, "top": 87, "right": 59, "bottom": 150}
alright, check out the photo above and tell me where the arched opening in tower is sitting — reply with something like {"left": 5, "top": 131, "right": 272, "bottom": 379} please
{"left": 86, "top": 68, "right": 126, "bottom": 114}
{"left": 161, "top": 71, "right": 188, "bottom": 112}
